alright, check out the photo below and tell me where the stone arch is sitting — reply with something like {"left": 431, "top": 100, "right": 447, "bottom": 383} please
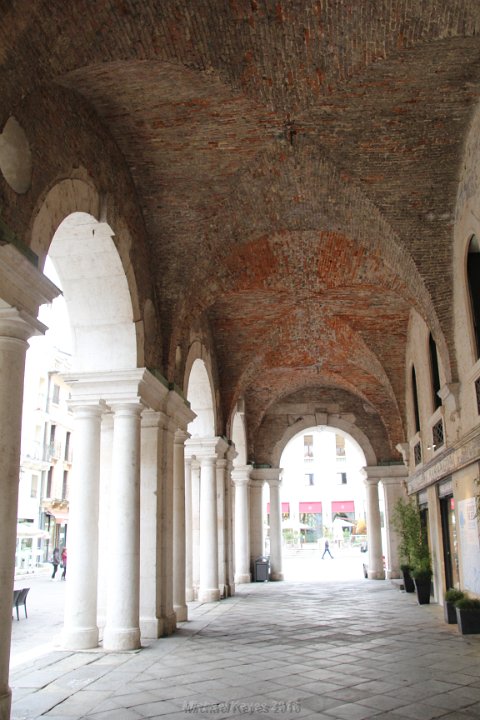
{"left": 271, "top": 416, "right": 377, "bottom": 469}
{"left": 184, "top": 341, "right": 217, "bottom": 437}
{"left": 31, "top": 177, "right": 141, "bottom": 371}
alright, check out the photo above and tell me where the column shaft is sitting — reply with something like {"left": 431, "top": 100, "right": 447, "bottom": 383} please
{"left": 365, "top": 478, "right": 385, "bottom": 579}
{"left": 249, "top": 479, "right": 265, "bottom": 566}
{"left": 173, "top": 430, "right": 188, "bottom": 621}
{"left": 184, "top": 457, "right": 194, "bottom": 601}
{"left": 63, "top": 403, "right": 103, "bottom": 649}
{"left": 0, "top": 331, "right": 29, "bottom": 720}
{"left": 103, "top": 403, "right": 142, "bottom": 650}
{"left": 139, "top": 410, "right": 164, "bottom": 638}
{"left": 233, "top": 470, "right": 251, "bottom": 583}
{"left": 382, "top": 478, "right": 407, "bottom": 580}
{"left": 268, "top": 477, "right": 284, "bottom": 581}
{"left": 198, "top": 456, "right": 220, "bottom": 602}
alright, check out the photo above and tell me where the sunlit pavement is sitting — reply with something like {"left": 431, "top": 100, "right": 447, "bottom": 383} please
{"left": 282, "top": 545, "right": 367, "bottom": 583}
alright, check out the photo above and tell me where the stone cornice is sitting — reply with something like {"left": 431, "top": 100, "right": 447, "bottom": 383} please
{"left": 184, "top": 435, "right": 229, "bottom": 460}
{"left": 407, "top": 424, "right": 480, "bottom": 494}
{"left": 0, "top": 243, "right": 60, "bottom": 317}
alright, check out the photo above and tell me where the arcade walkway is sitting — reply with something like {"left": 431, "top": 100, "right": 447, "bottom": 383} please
{"left": 10, "top": 577, "right": 480, "bottom": 720}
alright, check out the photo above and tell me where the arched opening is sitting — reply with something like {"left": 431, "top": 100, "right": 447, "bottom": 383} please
{"left": 266, "top": 425, "right": 372, "bottom": 582}
{"left": 185, "top": 358, "right": 216, "bottom": 438}
{"left": 429, "top": 333, "right": 442, "bottom": 412}
{"left": 467, "top": 234, "right": 480, "bottom": 360}
{"left": 411, "top": 365, "right": 421, "bottom": 434}
{"left": 14, "top": 207, "right": 138, "bottom": 663}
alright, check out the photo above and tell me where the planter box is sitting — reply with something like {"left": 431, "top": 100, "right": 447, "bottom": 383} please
{"left": 444, "top": 601, "right": 457, "bottom": 624}
{"left": 456, "top": 607, "right": 480, "bottom": 634}
{"left": 414, "top": 576, "right": 431, "bottom": 605}
{"left": 401, "top": 567, "right": 415, "bottom": 593}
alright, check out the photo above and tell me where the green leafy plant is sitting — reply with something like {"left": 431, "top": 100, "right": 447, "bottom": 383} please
{"left": 455, "top": 597, "right": 480, "bottom": 610}
{"left": 392, "top": 496, "right": 431, "bottom": 575}
{"left": 445, "top": 589, "right": 465, "bottom": 603}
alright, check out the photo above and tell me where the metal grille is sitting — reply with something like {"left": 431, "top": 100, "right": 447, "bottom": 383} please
{"left": 432, "top": 418, "right": 444, "bottom": 449}
{"left": 414, "top": 441, "right": 422, "bottom": 466}
{"left": 476, "top": 377, "right": 480, "bottom": 415}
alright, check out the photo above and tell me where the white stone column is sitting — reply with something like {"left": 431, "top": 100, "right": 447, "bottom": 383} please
{"left": 224, "top": 446, "right": 237, "bottom": 596}
{"left": 173, "top": 429, "right": 189, "bottom": 621}
{"left": 199, "top": 455, "right": 221, "bottom": 602}
{"left": 191, "top": 458, "right": 201, "bottom": 599}
{"left": 103, "top": 402, "right": 143, "bottom": 651}
{"left": 363, "top": 470, "right": 385, "bottom": 580}
{"left": 97, "top": 412, "right": 113, "bottom": 634}
{"left": 0, "top": 245, "right": 59, "bottom": 720}
{"left": 63, "top": 402, "right": 104, "bottom": 649}
{"left": 249, "top": 476, "right": 265, "bottom": 569}
{"left": 216, "top": 456, "right": 228, "bottom": 598}
{"left": 266, "top": 471, "right": 284, "bottom": 581}
{"left": 381, "top": 469, "right": 408, "bottom": 580}
{"left": 0, "top": 312, "right": 43, "bottom": 720}
{"left": 139, "top": 409, "right": 165, "bottom": 638}
{"left": 232, "top": 466, "right": 251, "bottom": 583}
{"left": 184, "top": 456, "right": 194, "bottom": 601}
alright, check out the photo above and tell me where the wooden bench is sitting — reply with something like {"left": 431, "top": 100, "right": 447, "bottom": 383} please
{"left": 12, "top": 588, "right": 29, "bottom": 620}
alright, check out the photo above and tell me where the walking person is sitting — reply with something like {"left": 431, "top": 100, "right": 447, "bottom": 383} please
{"left": 321, "top": 539, "right": 334, "bottom": 559}
{"left": 61, "top": 547, "right": 67, "bottom": 580}
{"left": 51, "top": 547, "right": 60, "bottom": 579}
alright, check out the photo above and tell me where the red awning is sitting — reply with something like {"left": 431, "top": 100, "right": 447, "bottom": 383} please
{"left": 299, "top": 502, "right": 322, "bottom": 514}
{"left": 267, "top": 502, "right": 290, "bottom": 513}
{"left": 332, "top": 501, "right": 355, "bottom": 513}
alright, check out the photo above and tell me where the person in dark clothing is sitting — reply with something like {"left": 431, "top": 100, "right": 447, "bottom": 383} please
{"left": 51, "top": 547, "right": 60, "bottom": 579}
{"left": 321, "top": 539, "right": 334, "bottom": 559}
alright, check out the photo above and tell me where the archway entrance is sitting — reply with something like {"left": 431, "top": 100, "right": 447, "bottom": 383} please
{"left": 267, "top": 426, "right": 377, "bottom": 582}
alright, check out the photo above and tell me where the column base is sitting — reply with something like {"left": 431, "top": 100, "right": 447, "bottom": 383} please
{"left": 140, "top": 616, "right": 163, "bottom": 639}
{"left": 63, "top": 626, "right": 99, "bottom": 650}
{"left": 174, "top": 603, "right": 188, "bottom": 622}
{"left": 270, "top": 572, "right": 284, "bottom": 581}
{"left": 234, "top": 573, "right": 251, "bottom": 584}
{"left": 0, "top": 688, "right": 12, "bottom": 720}
{"left": 186, "top": 587, "right": 195, "bottom": 602}
{"left": 198, "top": 588, "right": 221, "bottom": 603}
{"left": 386, "top": 570, "right": 400, "bottom": 580}
{"left": 368, "top": 571, "right": 386, "bottom": 580}
{"left": 103, "top": 626, "right": 141, "bottom": 651}
{"left": 161, "top": 611, "right": 177, "bottom": 637}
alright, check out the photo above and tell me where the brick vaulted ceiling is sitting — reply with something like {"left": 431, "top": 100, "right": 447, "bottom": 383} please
{"left": 2, "top": 1, "right": 480, "bottom": 461}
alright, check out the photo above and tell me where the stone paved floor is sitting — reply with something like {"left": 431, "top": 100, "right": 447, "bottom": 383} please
{"left": 9, "top": 575, "right": 480, "bottom": 720}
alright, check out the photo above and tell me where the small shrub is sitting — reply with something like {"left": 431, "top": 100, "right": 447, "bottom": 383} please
{"left": 455, "top": 597, "right": 480, "bottom": 610}
{"left": 445, "top": 589, "right": 465, "bottom": 603}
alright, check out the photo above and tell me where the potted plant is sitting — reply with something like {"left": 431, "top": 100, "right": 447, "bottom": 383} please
{"left": 455, "top": 597, "right": 480, "bottom": 634}
{"left": 400, "top": 563, "right": 415, "bottom": 593}
{"left": 444, "top": 589, "right": 465, "bottom": 624}
{"left": 393, "top": 497, "right": 430, "bottom": 597}
{"left": 411, "top": 557, "right": 432, "bottom": 604}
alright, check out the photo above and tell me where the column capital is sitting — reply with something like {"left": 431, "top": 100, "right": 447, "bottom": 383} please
{"left": 68, "top": 400, "right": 107, "bottom": 418}
{"left": 362, "top": 464, "right": 408, "bottom": 484}
{"left": 231, "top": 465, "right": 252, "bottom": 486}
{"left": 0, "top": 305, "right": 47, "bottom": 341}
{"left": 251, "top": 467, "right": 282, "bottom": 486}
{"left": 174, "top": 428, "right": 190, "bottom": 444}
{"left": 185, "top": 435, "right": 229, "bottom": 460}
{"left": 62, "top": 368, "right": 169, "bottom": 411}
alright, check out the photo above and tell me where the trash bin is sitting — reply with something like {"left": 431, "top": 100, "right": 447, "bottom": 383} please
{"left": 254, "top": 556, "right": 270, "bottom": 582}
